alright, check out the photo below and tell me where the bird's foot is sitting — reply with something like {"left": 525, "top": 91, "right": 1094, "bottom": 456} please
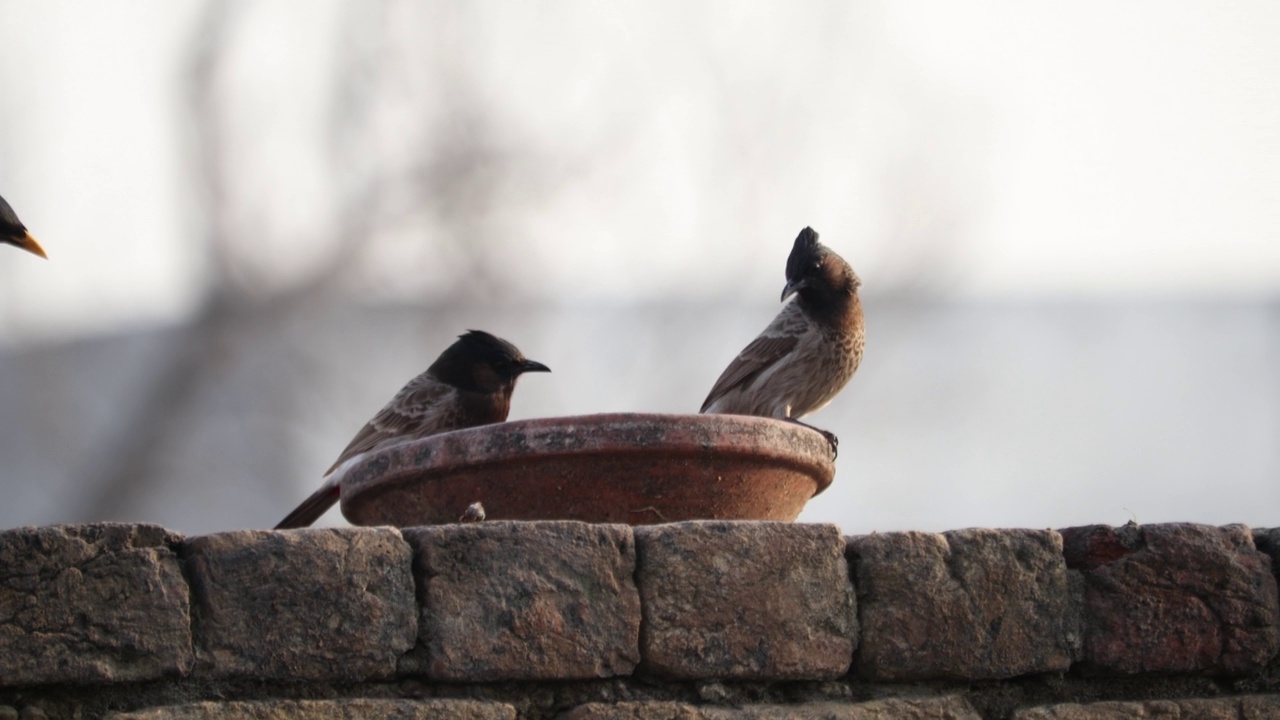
{"left": 819, "top": 429, "right": 839, "bottom": 458}
{"left": 787, "top": 419, "right": 839, "bottom": 459}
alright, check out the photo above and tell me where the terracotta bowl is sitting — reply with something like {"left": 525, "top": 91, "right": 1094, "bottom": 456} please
{"left": 339, "top": 412, "right": 836, "bottom": 527}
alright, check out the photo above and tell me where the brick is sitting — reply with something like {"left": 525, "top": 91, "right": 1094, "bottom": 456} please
{"left": 181, "top": 528, "right": 415, "bottom": 681}
{"left": 1014, "top": 695, "right": 1280, "bottom": 719}
{"left": 1242, "top": 696, "right": 1280, "bottom": 719}
{"left": 562, "top": 697, "right": 981, "bottom": 719}
{"left": 110, "top": 699, "right": 516, "bottom": 719}
{"left": 1062, "top": 522, "right": 1280, "bottom": 674}
{"left": 848, "top": 528, "right": 1080, "bottom": 681}
{"left": 561, "top": 702, "right": 701, "bottom": 720}
{"left": 0, "top": 523, "right": 192, "bottom": 685}
{"left": 404, "top": 521, "right": 640, "bottom": 681}
{"left": 635, "top": 522, "right": 855, "bottom": 680}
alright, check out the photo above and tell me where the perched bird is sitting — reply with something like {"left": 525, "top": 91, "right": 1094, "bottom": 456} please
{"left": 0, "top": 194, "right": 47, "bottom": 258}
{"left": 701, "top": 226, "right": 864, "bottom": 454}
{"left": 275, "top": 330, "right": 550, "bottom": 529}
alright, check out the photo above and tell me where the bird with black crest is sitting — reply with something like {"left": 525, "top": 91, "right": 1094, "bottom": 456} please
{"left": 701, "top": 226, "right": 864, "bottom": 455}
{"left": 275, "top": 330, "right": 550, "bottom": 529}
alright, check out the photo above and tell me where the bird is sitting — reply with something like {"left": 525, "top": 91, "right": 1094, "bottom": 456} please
{"left": 0, "top": 194, "right": 47, "bottom": 258}
{"left": 700, "top": 226, "right": 864, "bottom": 455}
{"left": 274, "top": 330, "right": 550, "bottom": 529}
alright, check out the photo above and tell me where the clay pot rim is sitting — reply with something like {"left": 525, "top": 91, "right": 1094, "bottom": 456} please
{"left": 340, "top": 411, "right": 836, "bottom": 499}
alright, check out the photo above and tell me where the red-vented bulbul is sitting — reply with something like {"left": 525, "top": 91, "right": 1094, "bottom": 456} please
{"left": 0, "top": 194, "right": 47, "bottom": 259}
{"left": 700, "top": 226, "right": 864, "bottom": 454}
{"left": 274, "top": 330, "right": 550, "bottom": 529}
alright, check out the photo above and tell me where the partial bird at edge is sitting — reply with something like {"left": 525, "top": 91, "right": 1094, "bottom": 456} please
{"left": 0, "top": 194, "right": 47, "bottom": 259}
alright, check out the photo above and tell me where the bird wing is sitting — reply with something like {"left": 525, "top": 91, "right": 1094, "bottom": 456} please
{"left": 324, "top": 373, "right": 459, "bottom": 475}
{"left": 700, "top": 302, "right": 807, "bottom": 412}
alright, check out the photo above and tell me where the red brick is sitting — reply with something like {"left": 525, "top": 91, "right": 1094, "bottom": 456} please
{"left": 849, "top": 528, "right": 1080, "bottom": 680}
{"left": 404, "top": 521, "right": 640, "bottom": 681}
{"left": 0, "top": 523, "right": 192, "bottom": 686}
{"left": 1062, "top": 523, "right": 1279, "bottom": 675}
{"left": 182, "top": 528, "right": 415, "bottom": 681}
{"left": 635, "top": 522, "right": 855, "bottom": 680}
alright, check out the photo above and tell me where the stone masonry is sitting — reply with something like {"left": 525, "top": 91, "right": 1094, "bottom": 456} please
{"left": 0, "top": 521, "right": 1279, "bottom": 719}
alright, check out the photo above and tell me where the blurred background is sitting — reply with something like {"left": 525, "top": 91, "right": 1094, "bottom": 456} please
{"left": 0, "top": 1, "right": 1277, "bottom": 536}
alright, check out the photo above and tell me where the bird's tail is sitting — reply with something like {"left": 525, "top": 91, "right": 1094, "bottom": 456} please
{"left": 274, "top": 484, "right": 340, "bottom": 529}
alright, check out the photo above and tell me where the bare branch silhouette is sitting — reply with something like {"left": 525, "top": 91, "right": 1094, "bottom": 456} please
{"left": 72, "top": 0, "right": 579, "bottom": 522}
{"left": 73, "top": 0, "right": 245, "bottom": 521}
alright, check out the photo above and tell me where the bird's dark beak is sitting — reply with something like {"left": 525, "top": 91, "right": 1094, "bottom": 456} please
{"left": 520, "top": 359, "right": 551, "bottom": 373}
{"left": 8, "top": 231, "right": 47, "bottom": 259}
{"left": 781, "top": 278, "right": 805, "bottom": 303}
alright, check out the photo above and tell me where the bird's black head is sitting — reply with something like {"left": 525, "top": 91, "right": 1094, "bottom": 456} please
{"left": 429, "top": 330, "right": 550, "bottom": 393}
{"left": 781, "top": 227, "right": 859, "bottom": 307}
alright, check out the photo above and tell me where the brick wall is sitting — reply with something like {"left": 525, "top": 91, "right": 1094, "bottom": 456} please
{"left": 2, "top": 521, "right": 1279, "bottom": 719}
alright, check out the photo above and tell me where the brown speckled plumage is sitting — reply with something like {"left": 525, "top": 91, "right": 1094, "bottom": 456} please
{"left": 701, "top": 227, "right": 864, "bottom": 452}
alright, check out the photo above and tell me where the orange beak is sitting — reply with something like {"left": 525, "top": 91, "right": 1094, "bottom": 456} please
{"left": 6, "top": 231, "right": 47, "bottom": 259}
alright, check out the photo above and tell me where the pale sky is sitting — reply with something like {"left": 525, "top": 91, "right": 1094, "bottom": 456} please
{"left": 1, "top": 1, "right": 1278, "bottom": 346}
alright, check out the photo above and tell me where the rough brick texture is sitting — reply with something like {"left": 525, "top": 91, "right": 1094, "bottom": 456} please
{"left": 3, "top": 520, "right": 1280, "bottom": 716}
{"left": 0, "top": 523, "right": 192, "bottom": 685}
{"left": 848, "top": 528, "right": 1080, "bottom": 681}
{"left": 1255, "top": 527, "right": 1280, "bottom": 579}
{"left": 635, "top": 521, "right": 855, "bottom": 680}
{"left": 1062, "top": 522, "right": 1280, "bottom": 675}
{"left": 563, "top": 697, "right": 981, "bottom": 719}
{"left": 405, "top": 521, "right": 640, "bottom": 681}
{"left": 181, "top": 528, "right": 415, "bottom": 681}
{"left": 110, "top": 699, "right": 516, "bottom": 719}
{"left": 1014, "top": 695, "right": 1280, "bottom": 719}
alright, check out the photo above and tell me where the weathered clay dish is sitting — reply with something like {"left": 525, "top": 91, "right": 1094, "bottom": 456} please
{"left": 339, "top": 413, "right": 835, "bottom": 527}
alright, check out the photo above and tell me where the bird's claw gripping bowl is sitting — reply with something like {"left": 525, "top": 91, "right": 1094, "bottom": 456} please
{"left": 338, "top": 412, "right": 835, "bottom": 526}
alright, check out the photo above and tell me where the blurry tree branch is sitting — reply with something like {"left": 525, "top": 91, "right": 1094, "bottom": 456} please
{"left": 74, "top": 0, "right": 401, "bottom": 520}
{"left": 72, "top": 0, "right": 576, "bottom": 522}
{"left": 73, "top": 0, "right": 244, "bottom": 522}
